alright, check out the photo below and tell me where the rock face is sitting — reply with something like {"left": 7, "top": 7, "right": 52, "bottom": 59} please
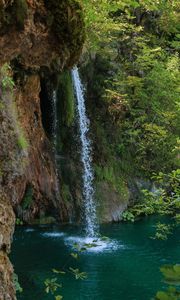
{"left": 14, "top": 75, "right": 59, "bottom": 218}
{"left": 96, "top": 182, "right": 129, "bottom": 222}
{"left": 0, "top": 193, "right": 16, "bottom": 300}
{"left": 0, "top": 0, "right": 85, "bottom": 69}
{"left": 0, "top": 0, "right": 85, "bottom": 298}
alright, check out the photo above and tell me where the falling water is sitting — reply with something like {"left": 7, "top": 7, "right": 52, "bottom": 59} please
{"left": 52, "top": 90, "right": 58, "bottom": 149}
{"left": 52, "top": 90, "right": 60, "bottom": 200}
{"left": 72, "top": 67, "right": 98, "bottom": 237}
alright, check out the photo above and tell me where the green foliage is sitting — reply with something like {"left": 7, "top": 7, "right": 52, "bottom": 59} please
{"left": 122, "top": 211, "right": 135, "bottom": 222}
{"left": 114, "top": 56, "right": 180, "bottom": 175}
{"left": 13, "top": 273, "right": 23, "bottom": 293}
{"left": 152, "top": 223, "right": 172, "bottom": 240}
{"left": 123, "top": 169, "right": 180, "bottom": 221}
{"left": 0, "top": 64, "right": 14, "bottom": 92}
{"left": 155, "top": 288, "right": 180, "bottom": 300}
{"left": 154, "top": 264, "right": 180, "bottom": 300}
{"left": 16, "top": 218, "right": 23, "bottom": 225}
{"left": 81, "top": 0, "right": 180, "bottom": 186}
{"left": 160, "top": 265, "right": 180, "bottom": 285}
{"left": 174, "top": 214, "right": 180, "bottom": 225}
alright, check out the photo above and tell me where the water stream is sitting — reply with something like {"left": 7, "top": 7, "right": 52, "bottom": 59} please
{"left": 52, "top": 90, "right": 58, "bottom": 150}
{"left": 72, "top": 67, "right": 98, "bottom": 237}
{"left": 52, "top": 90, "right": 60, "bottom": 200}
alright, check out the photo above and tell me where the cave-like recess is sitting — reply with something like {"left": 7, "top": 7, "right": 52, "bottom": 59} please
{"left": 40, "top": 78, "right": 55, "bottom": 140}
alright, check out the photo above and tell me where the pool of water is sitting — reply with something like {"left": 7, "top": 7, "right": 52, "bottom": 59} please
{"left": 11, "top": 216, "right": 180, "bottom": 300}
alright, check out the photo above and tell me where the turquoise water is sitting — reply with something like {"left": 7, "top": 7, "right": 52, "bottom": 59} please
{"left": 11, "top": 216, "right": 179, "bottom": 300}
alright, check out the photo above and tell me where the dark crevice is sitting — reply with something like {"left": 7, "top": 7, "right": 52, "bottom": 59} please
{"left": 40, "top": 79, "right": 55, "bottom": 140}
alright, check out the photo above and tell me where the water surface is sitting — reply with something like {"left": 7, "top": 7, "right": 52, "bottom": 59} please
{"left": 11, "top": 216, "right": 179, "bottom": 300}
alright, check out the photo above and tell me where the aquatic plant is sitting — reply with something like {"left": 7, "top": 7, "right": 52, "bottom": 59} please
{"left": 154, "top": 264, "right": 180, "bottom": 300}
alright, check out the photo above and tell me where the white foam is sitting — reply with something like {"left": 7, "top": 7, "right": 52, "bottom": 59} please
{"left": 25, "top": 228, "right": 35, "bottom": 233}
{"left": 64, "top": 236, "right": 121, "bottom": 253}
{"left": 41, "top": 232, "right": 65, "bottom": 238}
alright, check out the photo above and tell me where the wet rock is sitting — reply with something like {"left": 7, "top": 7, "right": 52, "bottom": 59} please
{"left": 0, "top": 193, "right": 16, "bottom": 299}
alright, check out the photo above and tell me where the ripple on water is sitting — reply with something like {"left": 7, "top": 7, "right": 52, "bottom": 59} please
{"left": 41, "top": 232, "right": 65, "bottom": 238}
{"left": 25, "top": 228, "right": 35, "bottom": 233}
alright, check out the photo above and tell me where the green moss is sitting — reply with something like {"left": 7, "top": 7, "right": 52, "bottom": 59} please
{"left": 17, "top": 133, "right": 28, "bottom": 150}
{"left": 57, "top": 70, "right": 75, "bottom": 127}
{"left": 21, "top": 186, "right": 33, "bottom": 210}
{"left": 14, "top": 0, "right": 28, "bottom": 29}
{"left": 95, "top": 163, "right": 129, "bottom": 202}
{"left": 61, "top": 183, "right": 72, "bottom": 203}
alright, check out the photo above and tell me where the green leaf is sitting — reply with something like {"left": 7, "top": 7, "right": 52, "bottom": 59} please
{"left": 52, "top": 269, "right": 66, "bottom": 275}
{"left": 55, "top": 296, "right": 63, "bottom": 300}
{"left": 70, "top": 253, "right": 79, "bottom": 259}
{"left": 69, "top": 268, "right": 88, "bottom": 280}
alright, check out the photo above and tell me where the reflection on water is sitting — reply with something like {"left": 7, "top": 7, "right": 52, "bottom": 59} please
{"left": 11, "top": 216, "right": 180, "bottom": 300}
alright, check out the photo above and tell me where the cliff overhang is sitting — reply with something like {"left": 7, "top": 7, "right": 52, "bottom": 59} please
{"left": 0, "top": 0, "right": 85, "bottom": 69}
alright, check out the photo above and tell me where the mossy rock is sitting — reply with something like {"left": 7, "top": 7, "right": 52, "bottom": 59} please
{"left": 0, "top": 0, "right": 28, "bottom": 33}
{"left": 44, "top": 0, "right": 85, "bottom": 64}
{"left": 57, "top": 70, "right": 75, "bottom": 127}
{"left": 14, "top": 0, "right": 28, "bottom": 29}
{"left": 95, "top": 181, "right": 129, "bottom": 223}
{"left": 30, "top": 216, "right": 56, "bottom": 225}
{"left": 21, "top": 185, "right": 33, "bottom": 210}
{"left": 61, "top": 183, "right": 73, "bottom": 203}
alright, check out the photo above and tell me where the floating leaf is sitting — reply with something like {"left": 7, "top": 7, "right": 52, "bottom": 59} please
{"left": 52, "top": 269, "right": 66, "bottom": 275}
{"left": 44, "top": 278, "right": 62, "bottom": 294}
{"left": 55, "top": 296, "right": 63, "bottom": 300}
{"left": 69, "top": 268, "right": 87, "bottom": 280}
{"left": 71, "top": 253, "right": 79, "bottom": 259}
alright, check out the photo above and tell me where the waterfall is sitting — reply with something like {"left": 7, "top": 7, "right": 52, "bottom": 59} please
{"left": 52, "top": 90, "right": 58, "bottom": 150}
{"left": 52, "top": 90, "right": 60, "bottom": 200}
{"left": 72, "top": 67, "right": 98, "bottom": 237}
